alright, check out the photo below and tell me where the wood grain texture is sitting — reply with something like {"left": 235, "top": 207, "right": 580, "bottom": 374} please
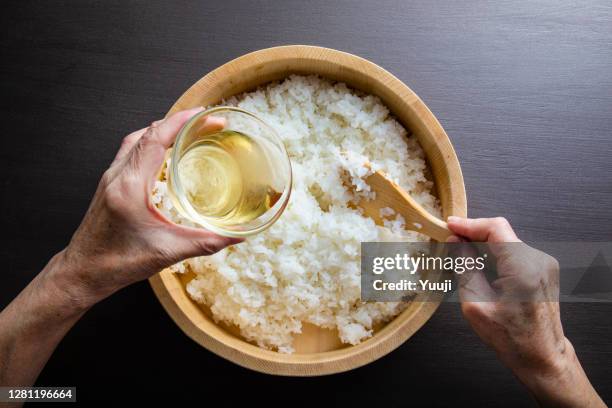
{"left": 360, "top": 169, "right": 453, "bottom": 241}
{"left": 149, "top": 45, "right": 466, "bottom": 375}
{"left": 0, "top": 0, "right": 611, "bottom": 405}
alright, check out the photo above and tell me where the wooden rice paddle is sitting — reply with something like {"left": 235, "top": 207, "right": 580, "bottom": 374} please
{"left": 356, "top": 167, "right": 453, "bottom": 242}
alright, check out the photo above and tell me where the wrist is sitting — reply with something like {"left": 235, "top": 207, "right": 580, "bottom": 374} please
{"left": 41, "top": 249, "right": 108, "bottom": 313}
{"left": 512, "top": 339, "right": 603, "bottom": 407}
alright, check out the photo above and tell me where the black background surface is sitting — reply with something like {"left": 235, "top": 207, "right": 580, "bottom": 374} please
{"left": 1, "top": 1, "right": 611, "bottom": 406}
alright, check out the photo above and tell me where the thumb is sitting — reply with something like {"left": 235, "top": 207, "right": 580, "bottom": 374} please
{"left": 447, "top": 216, "right": 519, "bottom": 243}
{"left": 447, "top": 235, "right": 497, "bottom": 302}
{"left": 130, "top": 107, "right": 204, "bottom": 181}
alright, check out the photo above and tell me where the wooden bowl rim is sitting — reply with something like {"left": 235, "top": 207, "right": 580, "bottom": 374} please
{"left": 149, "top": 45, "right": 467, "bottom": 376}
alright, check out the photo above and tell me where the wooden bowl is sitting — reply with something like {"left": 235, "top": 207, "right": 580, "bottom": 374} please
{"left": 149, "top": 45, "right": 467, "bottom": 375}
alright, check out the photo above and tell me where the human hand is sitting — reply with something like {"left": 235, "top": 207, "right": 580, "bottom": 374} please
{"left": 0, "top": 108, "right": 245, "bottom": 388}
{"left": 54, "top": 108, "right": 242, "bottom": 308}
{"left": 447, "top": 217, "right": 604, "bottom": 407}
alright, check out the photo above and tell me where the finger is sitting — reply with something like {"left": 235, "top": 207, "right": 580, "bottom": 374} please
{"left": 143, "top": 107, "right": 205, "bottom": 149}
{"left": 149, "top": 200, "right": 243, "bottom": 257}
{"left": 445, "top": 234, "right": 462, "bottom": 243}
{"left": 448, "top": 236, "right": 498, "bottom": 302}
{"left": 447, "top": 216, "right": 520, "bottom": 243}
{"left": 461, "top": 301, "right": 495, "bottom": 333}
{"left": 459, "top": 270, "right": 497, "bottom": 302}
{"left": 172, "top": 224, "right": 244, "bottom": 258}
{"left": 195, "top": 115, "right": 226, "bottom": 135}
{"left": 114, "top": 127, "right": 147, "bottom": 162}
{"left": 130, "top": 107, "right": 205, "bottom": 181}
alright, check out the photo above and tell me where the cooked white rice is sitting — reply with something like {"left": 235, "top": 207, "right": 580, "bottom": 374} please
{"left": 152, "top": 75, "right": 440, "bottom": 353}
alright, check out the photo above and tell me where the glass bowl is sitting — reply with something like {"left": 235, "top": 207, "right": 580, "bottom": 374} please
{"left": 167, "top": 106, "right": 292, "bottom": 237}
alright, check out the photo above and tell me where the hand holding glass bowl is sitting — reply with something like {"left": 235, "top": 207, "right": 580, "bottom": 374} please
{"left": 167, "top": 107, "right": 292, "bottom": 238}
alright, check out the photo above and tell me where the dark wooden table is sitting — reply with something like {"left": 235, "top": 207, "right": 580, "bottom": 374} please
{"left": 1, "top": 1, "right": 611, "bottom": 406}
